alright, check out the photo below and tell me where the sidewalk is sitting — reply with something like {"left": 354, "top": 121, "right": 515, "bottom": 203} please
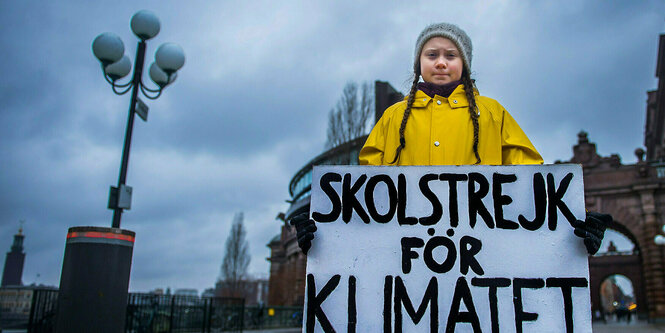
{"left": 245, "top": 321, "right": 665, "bottom": 333}
{"left": 244, "top": 328, "right": 301, "bottom": 333}
{"left": 593, "top": 319, "right": 665, "bottom": 333}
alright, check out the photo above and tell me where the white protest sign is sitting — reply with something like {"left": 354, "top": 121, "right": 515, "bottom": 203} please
{"left": 305, "top": 165, "right": 590, "bottom": 333}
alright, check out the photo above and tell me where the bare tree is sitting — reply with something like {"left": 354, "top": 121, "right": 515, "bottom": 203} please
{"left": 219, "top": 212, "right": 251, "bottom": 298}
{"left": 325, "top": 81, "right": 374, "bottom": 148}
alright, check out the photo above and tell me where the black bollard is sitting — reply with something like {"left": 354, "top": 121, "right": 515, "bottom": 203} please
{"left": 55, "top": 226, "right": 135, "bottom": 333}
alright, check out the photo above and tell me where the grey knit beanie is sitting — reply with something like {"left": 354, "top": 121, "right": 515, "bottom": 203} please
{"left": 414, "top": 23, "right": 473, "bottom": 73}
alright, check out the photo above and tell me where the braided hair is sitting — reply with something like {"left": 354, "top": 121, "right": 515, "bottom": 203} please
{"left": 390, "top": 66, "right": 481, "bottom": 165}
{"left": 388, "top": 65, "right": 420, "bottom": 164}
{"left": 461, "top": 69, "right": 481, "bottom": 164}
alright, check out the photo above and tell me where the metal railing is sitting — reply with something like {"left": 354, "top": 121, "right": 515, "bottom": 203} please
{"left": 243, "top": 306, "right": 302, "bottom": 330}
{"left": 125, "top": 293, "right": 245, "bottom": 333}
{"left": 25, "top": 290, "right": 247, "bottom": 333}
{"left": 24, "top": 289, "right": 303, "bottom": 332}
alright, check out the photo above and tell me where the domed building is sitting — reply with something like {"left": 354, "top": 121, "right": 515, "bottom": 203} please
{"left": 267, "top": 81, "right": 402, "bottom": 306}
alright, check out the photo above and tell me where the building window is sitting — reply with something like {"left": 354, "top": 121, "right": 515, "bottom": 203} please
{"left": 657, "top": 166, "right": 665, "bottom": 178}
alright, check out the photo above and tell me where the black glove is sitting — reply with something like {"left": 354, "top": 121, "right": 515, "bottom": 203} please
{"left": 289, "top": 212, "right": 317, "bottom": 255}
{"left": 571, "top": 211, "right": 611, "bottom": 255}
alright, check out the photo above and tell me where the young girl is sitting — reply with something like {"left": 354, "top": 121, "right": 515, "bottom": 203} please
{"left": 292, "top": 22, "right": 609, "bottom": 255}
{"left": 358, "top": 22, "right": 543, "bottom": 166}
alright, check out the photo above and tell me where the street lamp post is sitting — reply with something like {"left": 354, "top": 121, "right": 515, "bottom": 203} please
{"left": 92, "top": 10, "right": 184, "bottom": 228}
{"left": 55, "top": 11, "right": 184, "bottom": 332}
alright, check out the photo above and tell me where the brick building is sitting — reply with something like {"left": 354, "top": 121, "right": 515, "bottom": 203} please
{"left": 215, "top": 277, "right": 269, "bottom": 306}
{"left": 561, "top": 130, "right": 664, "bottom": 319}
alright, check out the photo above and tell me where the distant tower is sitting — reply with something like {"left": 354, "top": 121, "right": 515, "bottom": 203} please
{"left": 2, "top": 225, "right": 26, "bottom": 286}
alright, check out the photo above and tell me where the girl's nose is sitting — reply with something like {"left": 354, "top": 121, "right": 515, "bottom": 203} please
{"left": 435, "top": 57, "right": 447, "bottom": 68}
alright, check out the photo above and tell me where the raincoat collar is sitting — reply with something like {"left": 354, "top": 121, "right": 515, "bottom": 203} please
{"left": 409, "top": 84, "right": 476, "bottom": 109}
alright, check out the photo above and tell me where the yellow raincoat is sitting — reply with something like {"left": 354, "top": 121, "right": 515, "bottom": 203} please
{"left": 359, "top": 85, "right": 543, "bottom": 166}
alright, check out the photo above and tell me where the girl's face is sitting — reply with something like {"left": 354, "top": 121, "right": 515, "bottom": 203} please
{"left": 419, "top": 37, "right": 463, "bottom": 85}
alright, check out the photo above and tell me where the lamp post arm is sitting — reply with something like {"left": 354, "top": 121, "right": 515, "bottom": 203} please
{"left": 102, "top": 71, "right": 133, "bottom": 89}
{"left": 139, "top": 78, "right": 162, "bottom": 93}
{"left": 112, "top": 83, "right": 134, "bottom": 95}
{"left": 112, "top": 40, "right": 147, "bottom": 229}
{"left": 140, "top": 84, "right": 163, "bottom": 100}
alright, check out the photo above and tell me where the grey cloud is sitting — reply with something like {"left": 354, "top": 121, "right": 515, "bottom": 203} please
{"left": 1, "top": 0, "right": 664, "bottom": 293}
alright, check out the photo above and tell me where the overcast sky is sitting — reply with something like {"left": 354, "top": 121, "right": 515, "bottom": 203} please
{"left": 1, "top": 1, "right": 664, "bottom": 293}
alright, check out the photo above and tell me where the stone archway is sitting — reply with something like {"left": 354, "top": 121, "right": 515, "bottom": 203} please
{"left": 589, "top": 224, "right": 647, "bottom": 319}
{"left": 599, "top": 274, "right": 637, "bottom": 321}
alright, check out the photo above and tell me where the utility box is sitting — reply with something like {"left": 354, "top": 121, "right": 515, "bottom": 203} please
{"left": 108, "top": 185, "right": 132, "bottom": 210}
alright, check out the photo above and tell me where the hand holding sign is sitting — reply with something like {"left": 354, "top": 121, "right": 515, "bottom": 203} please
{"left": 290, "top": 212, "right": 317, "bottom": 255}
{"left": 572, "top": 211, "right": 611, "bottom": 255}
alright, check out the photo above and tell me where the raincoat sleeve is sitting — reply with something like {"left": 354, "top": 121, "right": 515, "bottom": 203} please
{"left": 500, "top": 108, "right": 544, "bottom": 165}
{"left": 359, "top": 118, "right": 386, "bottom": 165}
{"left": 359, "top": 104, "right": 398, "bottom": 165}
